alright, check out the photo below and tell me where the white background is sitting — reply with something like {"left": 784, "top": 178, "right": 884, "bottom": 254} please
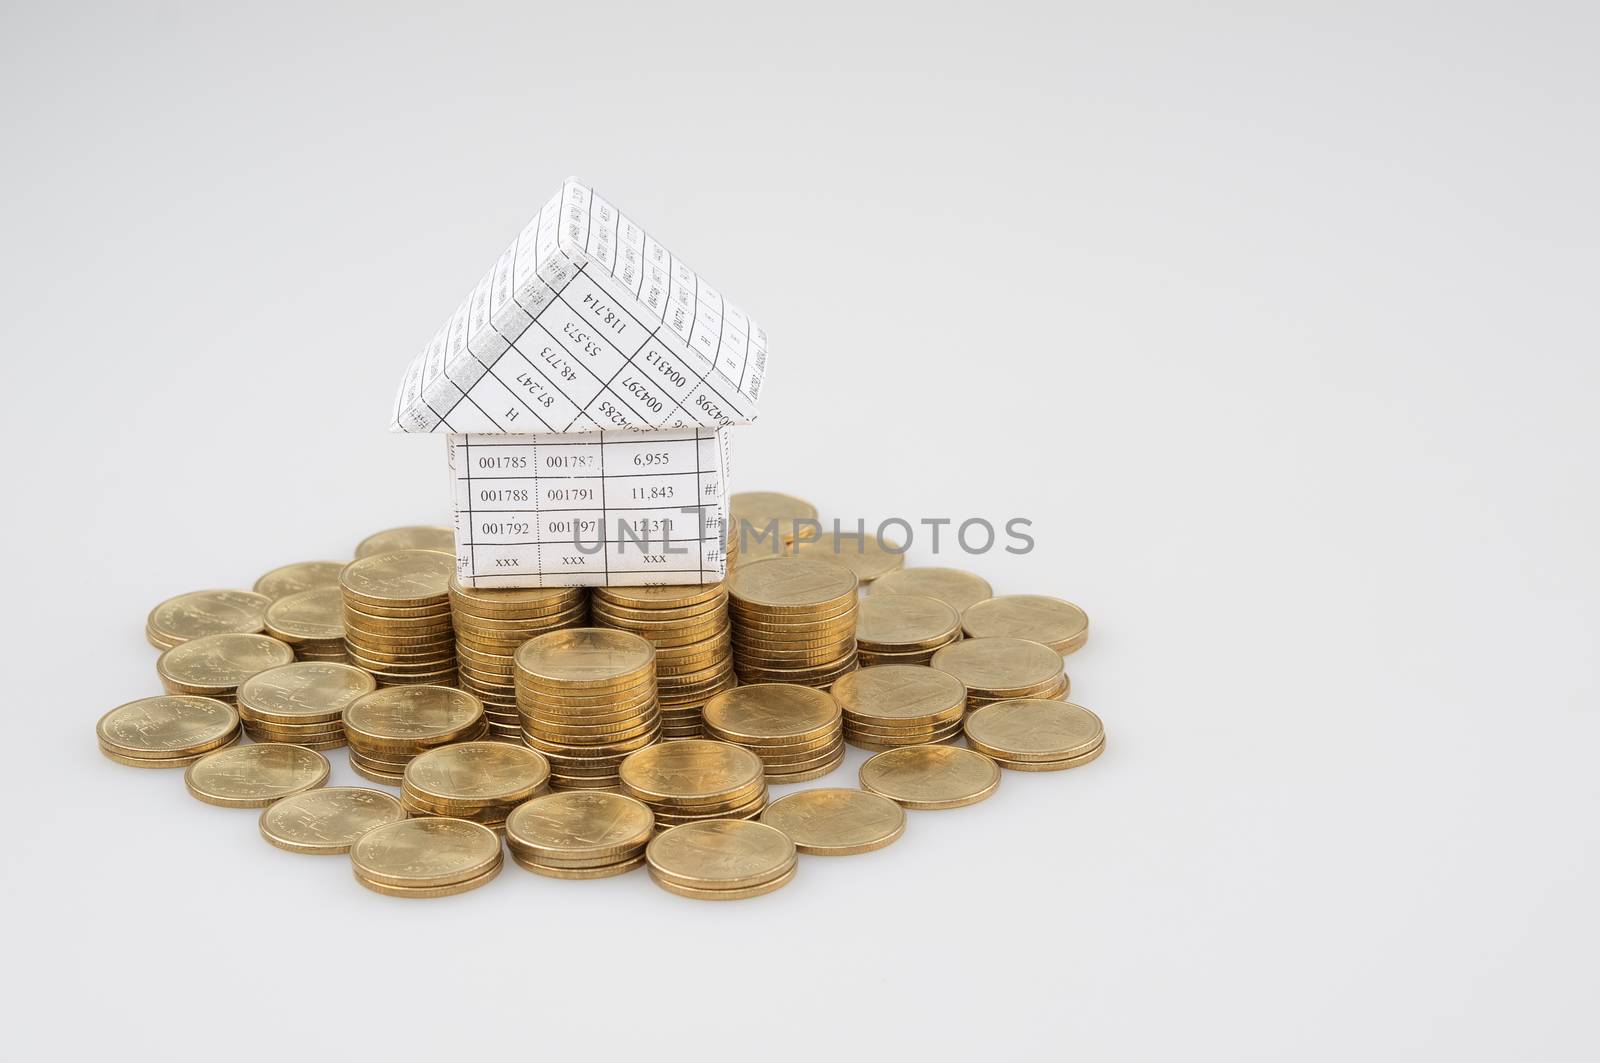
{"left": 3, "top": 3, "right": 1596, "bottom": 1059}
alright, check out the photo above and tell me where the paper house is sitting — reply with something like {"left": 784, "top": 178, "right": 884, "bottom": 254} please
{"left": 390, "top": 178, "right": 767, "bottom": 587}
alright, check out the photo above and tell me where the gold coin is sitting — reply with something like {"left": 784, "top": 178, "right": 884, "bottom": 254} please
{"left": 339, "top": 549, "right": 454, "bottom": 606}
{"left": 157, "top": 633, "right": 295, "bottom": 693}
{"left": 929, "top": 638, "right": 1062, "bottom": 696}
{"left": 619, "top": 740, "right": 765, "bottom": 806}
{"left": 760, "top": 788, "right": 907, "bottom": 855}
{"left": 859, "top": 744, "right": 1001, "bottom": 810}
{"left": 727, "top": 557, "right": 858, "bottom": 615}
{"left": 237, "top": 661, "right": 376, "bottom": 724}
{"left": 258, "top": 787, "right": 406, "bottom": 854}
{"left": 354, "top": 525, "right": 454, "bottom": 558}
{"left": 343, "top": 685, "right": 484, "bottom": 750}
{"left": 403, "top": 742, "right": 551, "bottom": 805}
{"left": 871, "top": 567, "right": 994, "bottom": 613}
{"left": 348, "top": 761, "right": 405, "bottom": 786}
{"left": 96, "top": 695, "right": 240, "bottom": 759}
{"left": 791, "top": 531, "right": 906, "bottom": 583}
{"left": 830, "top": 665, "right": 967, "bottom": 724}
{"left": 505, "top": 791, "right": 655, "bottom": 861}
{"left": 963, "top": 700, "right": 1105, "bottom": 761}
{"left": 855, "top": 594, "right": 962, "bottom": 649}
{"left": 514, "top": 628, "right": 655, "bottom": 689}
{"left": 146, "top": 590, "right": 272, "bottom": 647}
{"left": 729, "top": 491, "right": 818, "bottom": 546}
{"left": 512, "top": 853, "right": 647, "bottom": 879}
{"left": 350, "top": 816, "right": 502, "bottom": 887}
{"left": 263, "top": 586, "right": 345, "bottom": 643}
{"left": 645, "top": 819, "right": 796, "bottom": 889}
{"left": 183, "top": 743, "right": 330, "bottom": 808}
{"left": 253, "top": 561, "right": 345, "bottom": 600}
{"left": 354, "top": 860, "right": 502, "bottom": 898}
{"left": 702, "top": 684, "right": 841, "bottom": 745}
{"left": 960, "top": 595, "right": 1088, "bottom": 655}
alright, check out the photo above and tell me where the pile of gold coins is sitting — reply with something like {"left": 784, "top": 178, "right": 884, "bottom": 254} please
{"left": 515, "top": 629, "right": 662, "bottom": 791}
{"left": 854, "top": 593, "right": 962, "bottom": 666}
{"left": 341, "top": 685, "right": 487, "bottom": 785}
{"left": 505, "top": 791, "right": 656, "bottom": 878}
{"left": 930, "top": 636, "right": 1068, "bottom": 713}
{"left": 831, "top": 664, "right": 970, "bottom": 749}
{"left": 236, "top": 661, "right": 376, "bottom": 749}
{"left": 619, "top": 738, "right": 768, "bottom": 826}
{"left": 451, "top": 582, "right": 587, "bottom": 743}
{"left": 339, "top": 549, "right": 458, "bottom": 686}
{"left": 108, "top": 512, "right": 1109, "bottom": 903}
{"left": 728, "top": 557, "right": 859, "bottom": 688}
{"left": 263, "top": 587, "right": 348, "bottom": 663}
{"left": 400, "top": 741, "right": 552, "bottom": 831}
{"left": 591, "top": 583, "right": 735, "bottom": 740}
{"left": 97, "top": 694, "right": 242, "bottom": 767}
{"left": 146, "top": 589, "right": 271, "bottom": 650}
{"left": 156, "top": 633, "right": 295, "bottom": 705}
{"left": 702, "top": 683, "right": 845, "bottom": 782}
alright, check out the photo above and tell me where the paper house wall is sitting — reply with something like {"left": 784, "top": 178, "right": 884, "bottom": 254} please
{"left": 390, "top": 178, "right": 765, "bottom": 587}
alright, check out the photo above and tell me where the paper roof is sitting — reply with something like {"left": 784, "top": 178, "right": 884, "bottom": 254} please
{"left": 391, "top": 178, "right": 768, "bottom": 435}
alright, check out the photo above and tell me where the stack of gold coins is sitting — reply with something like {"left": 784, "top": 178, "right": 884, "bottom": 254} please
{"left": 505, "top": 791, "right": 655, "bottom": 878}
{"left": 450, "top": 582, "right": 588, "bottom": 742}
{"left": 400, "top": 741, "right": 552, "bottom": 832}
{"left": 591, "top": 583, "right": 735, "bottom": 740}
{"left": 831, "top": 664, "right": 969, "bottom": 750}
{"left": 339, "top": 550, "right": 457, "bottom": 687}
{"left": 791, "top": 530, "right": 906, "bottom": 584}
{"left": 618, "top": 739, "right": 768, "bottom": 826}
{"left": 156, "top": 633, "right": 295, "bottom": 706}
{"left": 870, "top": 566, "right": 994, "bottom": 614}
{"left": 728, "top": 557, "right": 859, "bottom": 689}
{"left": 96, "top": 695, "right": 241, "bottom": 768}
{"left": 236, "top": 661, "right": 376, "bottom": 750}
{"left": 354, "top": 525, "right": 455, "bottom": 557}
{"left": 514, "top": 629, "right": 661, "bottom": 791}
{"left": 645, "top": 819, "right": 798, "bottom": 900}
{"left": 855, "top": 593, "right": 962, "bottom": 666}
{"left": 253, "top": 561, "right": 344, "bottom": 600}
{"left": 263, "top": 587, "right": 348, "bottom": 662}
{"left": 959, "top": 594, "right": 1090, "bottom": 655}
{"left": 146, "top": 590, "right": 271, "bottom": 651}
{"left": 701, "top": 684, "right": 845, "bottom": 783}
{"left": 349, "top": 817, "right": 503, "bottom": 898}
{"left": 930, "top": 637, "right": 1068, "bottom": 713}
{"left": 341, "top": 685, "right": 487, "bottom": 786}
{"left": 964, "top": 699, "right": 1106, "bottom": 771}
